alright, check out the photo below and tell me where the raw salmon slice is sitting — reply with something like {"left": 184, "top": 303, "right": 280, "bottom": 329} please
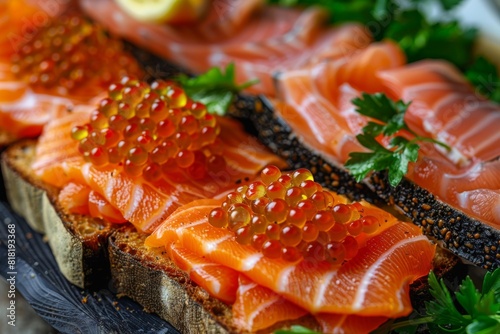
{"left": 378, "top": 60, "right": 500, "bottom": 227}
{"left": 275, "top": 41, "right": 406, "bottom": 163}
{"left": 32, "top": 105, "right": 92, "bottom": 186}
{"left": 169, "top": 241, "right": 239, "bottom": 304}
{"left": 81, "top": 0, "right": 372, "bottom": 95}
{"left": 379, "top": 60, "right": 500, "bottom": 164}
{"left": 163, "top": 232, "right": 387, "bottom": 333}
{"left": 275, "top": 39, "right": 500, "bottom": 228}
{"left": 314, "top": 313, "right": 389, "bottom": 334}
{"left": 145, "top": 200, "right": 435, "bottom": 317}
{"left": 233, "top": 274, "right": 307, "bottom": 332}
{"left": 58, "top": 182, "right": 92, "bottom": 216}
{"left": 0, "top": 93, "right": 75, "bottom": 139}
{"left": 33, "top": 107, "right": 285, "bottom": 233}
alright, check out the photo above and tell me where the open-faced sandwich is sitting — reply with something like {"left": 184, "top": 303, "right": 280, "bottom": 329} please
{"left": 1, "top": 0, "right": 499, "bottom": 333}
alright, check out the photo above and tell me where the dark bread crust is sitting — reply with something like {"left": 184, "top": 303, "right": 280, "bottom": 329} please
{"left": 109, "top": 226, "right": 233, "bottom": 334}
{"left": 2, "top": 140, "right": 51, "bottom": 232}
{"left": 1, "top": 140, "right": 114, "bottom": 288}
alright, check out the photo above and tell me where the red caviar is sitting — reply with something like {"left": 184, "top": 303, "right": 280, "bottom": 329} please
{"left": 11, "top": 12, "right": 142, "bottom": 97}
{"left": 71, "top": 78, "right": 224, "bottom": 181}
{"left": 208, "top": 166, "right": 382, "bottom": 264}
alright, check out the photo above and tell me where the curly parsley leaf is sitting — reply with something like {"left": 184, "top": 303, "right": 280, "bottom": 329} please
{"left": 426, "top": 271, "right": 471, "bottom": 330}
{"left": 384, "top": 268, "right": 500, "bottom": 334}
{"left": 465, "top": 56, "right": 500, "bottom": 103}
{"left": 351, "top": 93, "right": 409, "bottom": 135}
{"left": 345, "top": 93, "right": 448, "bottom": 187}
{"left": 176, "top": 63, "right": 258, "bottom": 116}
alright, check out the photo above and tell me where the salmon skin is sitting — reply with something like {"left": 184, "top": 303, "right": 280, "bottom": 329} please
{"left": 145, "top": 199, "right": 435, "bottom": 332}
{"left": 80, "top": 0, "right": 372, "bottom": 96}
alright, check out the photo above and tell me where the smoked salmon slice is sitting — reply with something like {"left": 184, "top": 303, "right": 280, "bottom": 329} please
{"left": 275, "top": 39, "right": 500, "bottom": 228}
{"left": 166, "top": 244, "right": 388, "bottom": 333}
{"left": 275, "top": 41, "right": 406, "bottom": 163}
{"left": 145, "top": 199, "right": 435, "bottom": 317}
{"left": 147, "top": 198, "right": 393, "bottom": 332}
{"left": 379, "top": 60, "right": 500, "bottom": 164}
{"left": 80, "top": 0, "right": 372, "bottom": 95}
{"left": 169, "top": 241, "right": 240, "bottom": 304}
{"left": 32, "top": 90, "right": 286, "bottom": 233}
{"left": 314, "top": 313, "right": 389, "bottom": 334}
{"left": 378, "top": 60, "right": 500, "bottom": 227}
{"left": 232, "top": 274, "right": 308, "bottom": 332}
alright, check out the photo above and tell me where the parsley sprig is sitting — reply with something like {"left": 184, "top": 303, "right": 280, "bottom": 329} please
{"left": 275, "top": 268, "right": 500, "bottom": 334}
{"left": 344, "top": 93, "right": 450, "bottom": 187}
{"left": 381, "top": 268, "right": 500, "bottom": 333}
{"left": 176, "top": 63, "right": 258, "bottom": 116}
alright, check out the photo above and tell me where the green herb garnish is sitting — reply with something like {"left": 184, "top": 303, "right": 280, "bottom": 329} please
{"left": 382, "top": 268, "right": 500, "bottom": 333}
{"left": 383, "top": 9, "right": 477, "bottom": 69}
{"left": 279, "top": 268, "right": 500, "bottom": 334}
{"left": 176, "top": 63, "right": 258, "bottom": 116}
{"left": 465, "top": 56, "right": 500, "bottom": 103}
{"left": 344, "top": 93, "right": 450, "bottom": 187}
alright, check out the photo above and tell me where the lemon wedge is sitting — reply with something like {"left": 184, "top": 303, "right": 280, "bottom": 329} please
{"left": 115, "top": 0, "right": 209, "bottom": 24}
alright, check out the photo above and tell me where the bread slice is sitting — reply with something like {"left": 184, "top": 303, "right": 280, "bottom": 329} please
{"left": 109, "top": 226, "right": 321, "bottom": 333}
{"left": 1, "top": 138, "right": 463, "bottom": 333}
{"left": 0, "top": 139, "right": 321, "bottom": 332}
{"left": 1, "top": 140, "right": 114, "bottom": 288}
{"left": 109, "top": 225, "right": 461, "bottom": 333}
{"left": 1, "top": 140, "right": 49, "bottom": 233}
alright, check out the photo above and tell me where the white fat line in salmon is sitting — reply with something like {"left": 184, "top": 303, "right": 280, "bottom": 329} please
{"left": 247, "top": 294, "right": 282, "bottom": 329}
{"left": 124, "top": 184, "right": 145, "bottom": 220}
{"left": 238, "top": 280, "right": 258, "bottom": 294}
{"left": 204, "top": 234, "right": 233, "bottom": 254}
{"left": 141, "top": 195, "right": 179, "bottom": 232}
{"left": 175, "top": 217, "right": 207, "bottom": 235}
{"left": 241, "top": 253, "right": 264, "bottom": 272}
{"left": 452, "top": 113, "right": 500, "bottom": 147}
{"left": 313, "top": 270, "right": 339, "bottom": 310}
{"left": 351, "top": 234, "right": 430, "bottom": 313}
